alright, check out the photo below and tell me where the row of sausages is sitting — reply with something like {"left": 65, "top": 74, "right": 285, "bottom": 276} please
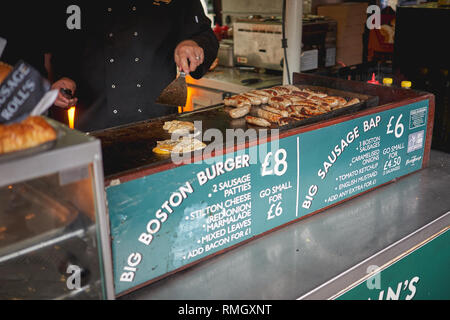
{"left": 224, "top": 85, "right": 361, "bottom": 127}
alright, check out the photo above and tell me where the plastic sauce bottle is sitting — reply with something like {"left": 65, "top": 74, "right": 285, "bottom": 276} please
{"left": 367, "top": 73, "right": 380, "bottom": 85}
{"left": 383, "top": 78, "right": 393, "bottom": 87}
{"left": 401, "top": 81, "right": 412, "bottom": 89}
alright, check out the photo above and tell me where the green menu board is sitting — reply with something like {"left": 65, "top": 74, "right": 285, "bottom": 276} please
{"left": 107, "top": 100, "right": 429, "bottom": 295}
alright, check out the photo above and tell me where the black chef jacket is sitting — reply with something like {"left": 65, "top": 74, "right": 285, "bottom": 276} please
{"left": 51, "top": 0, "right": 218, "bottom": 132}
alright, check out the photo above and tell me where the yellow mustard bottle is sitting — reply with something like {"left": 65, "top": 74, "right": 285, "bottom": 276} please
{"left": 383, "top": 78, "right": 393, "bottom": 87}
{"left": 401, "top": 81, "right": 412, "bottom": 89}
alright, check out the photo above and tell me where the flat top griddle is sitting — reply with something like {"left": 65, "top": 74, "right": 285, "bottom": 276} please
{"left": 92, "top": 86, "right": 379, "bottom": 179}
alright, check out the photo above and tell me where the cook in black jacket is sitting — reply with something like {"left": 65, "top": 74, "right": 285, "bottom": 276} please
{"left": 51, "top": 0, "right": 218, "bottom": 132}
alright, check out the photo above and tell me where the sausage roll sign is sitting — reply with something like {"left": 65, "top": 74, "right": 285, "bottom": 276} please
{"left": 0, "top": 60, "right": 57, "bottom": 124}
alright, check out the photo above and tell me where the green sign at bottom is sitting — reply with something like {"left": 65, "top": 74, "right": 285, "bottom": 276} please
{"left": 337, "top": 228, "right": 450, "bottom": 300}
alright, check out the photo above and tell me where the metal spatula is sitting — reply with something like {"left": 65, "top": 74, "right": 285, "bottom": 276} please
{"left": 0, "top": 37, "right": 7, "bottom": 58}
{"left": 156, "top": 72, "right": 187, "bottom": 107}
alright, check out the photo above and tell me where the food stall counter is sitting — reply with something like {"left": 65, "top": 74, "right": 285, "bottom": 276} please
{"left": 120, "top": 150, "right": 450, "bottom": 300}
{"left": 93, "top": 72, "right": 436, "bottom": 297}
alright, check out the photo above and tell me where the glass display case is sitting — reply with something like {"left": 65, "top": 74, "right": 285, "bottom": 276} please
{"left": 0, "top": 119, "right": 114, "bottom": 300}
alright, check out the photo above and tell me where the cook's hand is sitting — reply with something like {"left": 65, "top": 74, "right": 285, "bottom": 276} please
{"left": 51, "top": 77, "right": 78, "bottom": 108}
{"left": 174, "top": 40, "right": 204, "bottom": 75}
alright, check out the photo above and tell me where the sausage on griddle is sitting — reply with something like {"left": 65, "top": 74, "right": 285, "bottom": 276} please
{"left": 227, "top": 105, "right": 251, "bottom": 119}
{"left": 269, "top": 96, "right": 292, "bottom": 108}
{"left": 322, "top": 96, "right": 341, "bottom": 108}
{"left": 246, "top": 116, "right": 271, "bottom": 127}
{"left": 292, "top": 99, "right": 319, "bottom": 108}
{"left": 290, "top": 90, "right": 312, "bottom": 99}
{"left": 224, "top": 95, "right": 251, "bottom": 107}
{"left": 302, "top": 89, "right": 328, "bottom": 98}
{"left": 344, "top": 98, "right": 361, "bottom": 108}
{"left": 333, "top": 96, "right": 348, "bottom": 107}
{"left": 249, "top": 90, "right": 272, "bottom": 103}
{"left": 262, "top": 89, "right": 279, "bottom": 96}
{"left": 257, "top": 108, "right": 283, "bottom": 123}
{"left": 298, "top": 106, "right": 327, "bottom": 116}
{"left": 281, "top": 85, "right": 300, "bottom": 92}
{"left": 261, "top": 105, "right": 289, "bottom": 117}
{"left": 278, "top": 117, "right": 299, "bottom": 126}
{"left": 283, "top": 94, "right": 311, "bottom": 105}
{"left": 271, "top": 86, "right": 292, "bottom": 95}
{"left": 242, "top": 93, "right": 263, "bottom": 105}
{"left": 249, "top": 91, "right": 270, "bottom": 104}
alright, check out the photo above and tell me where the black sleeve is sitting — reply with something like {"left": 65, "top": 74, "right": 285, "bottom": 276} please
{"left": 51, "top": 40, "right": 83, "bottom": 85}
{"left": 179, "top": 0, "right": 219, "bottom": 80}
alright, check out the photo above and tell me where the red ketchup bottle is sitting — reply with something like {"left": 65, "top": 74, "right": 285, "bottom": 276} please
{"left": 367, "top": 73, "right": 380, "bottom": 85}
